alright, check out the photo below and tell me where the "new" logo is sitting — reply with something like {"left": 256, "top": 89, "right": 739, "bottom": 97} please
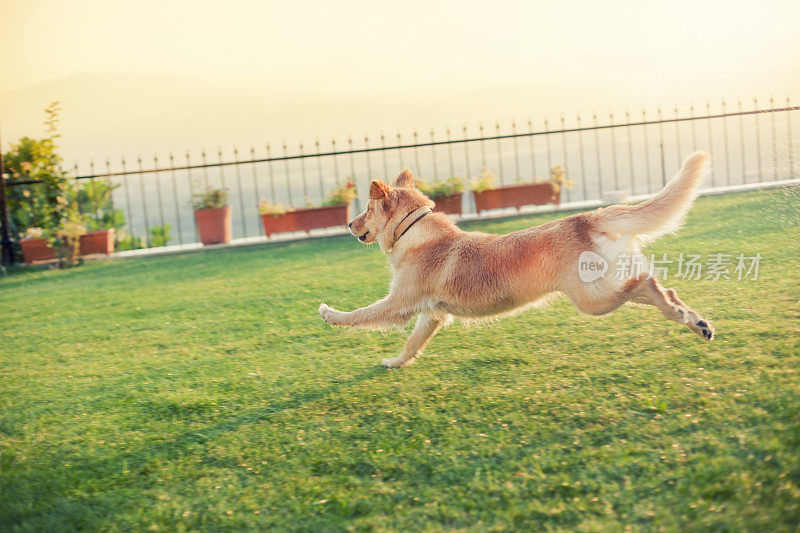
{"left": 577, "top": 251, "right": 608, "bottom": 283}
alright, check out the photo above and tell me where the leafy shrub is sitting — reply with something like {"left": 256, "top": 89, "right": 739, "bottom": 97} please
{"left": 149, "top": 224, "right": 172, "bottom": 247}
{"left": 417, "top": 176, "right": 465, "bottom": 200}
{"left": 116, "top": 231, "right": 145, "bottom": 251}
{"left": 3, "top": 102, "right": 71, "bottom": 240}
{"left": 322, "top": 181, "right": 357, "bottom": 206}
{"left": 4, "top": 102, "right": 92, "bottom": 267}
{"left": 192, "top": 188, "right": 228, "bottom": 210}
{"left": 52, "top": 203, "right": 86, "bottom": 267}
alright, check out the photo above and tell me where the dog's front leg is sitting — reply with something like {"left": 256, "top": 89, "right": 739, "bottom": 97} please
{"left": 382, "top": 313, "right": 451, "bottom": 368}
{"left": 318, "top": 295, "right": 416, "bottom": 330}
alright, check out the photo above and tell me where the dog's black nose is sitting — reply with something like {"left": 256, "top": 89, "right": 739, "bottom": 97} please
{"left": 348, "top": 222, "right": 352, "bottom": 228}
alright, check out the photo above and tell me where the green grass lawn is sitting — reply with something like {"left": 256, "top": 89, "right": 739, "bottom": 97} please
{"left": 1, "top": 187, "right": 799, "bottom": 531}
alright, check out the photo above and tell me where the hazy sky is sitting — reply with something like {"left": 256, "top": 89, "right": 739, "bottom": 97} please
{"left": 2, "top": 0, "right": 799, "bottom": 165}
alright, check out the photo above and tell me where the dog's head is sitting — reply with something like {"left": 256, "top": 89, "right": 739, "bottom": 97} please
{"left": 348, "top": 169, "right": 434, "bottom": 250}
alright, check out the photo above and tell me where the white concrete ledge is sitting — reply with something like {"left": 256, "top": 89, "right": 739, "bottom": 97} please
{"left": 109, "top": 177, "right": 799, "bottom": 261}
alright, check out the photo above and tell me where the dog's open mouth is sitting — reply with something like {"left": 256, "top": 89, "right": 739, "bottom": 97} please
{"left": 358, "top": 231, "right": 369, "bottom": 242}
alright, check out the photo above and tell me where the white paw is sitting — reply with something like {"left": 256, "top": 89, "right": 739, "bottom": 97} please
{"left": 690, "top": 317, "right": 715, "bottom": 341}
{"left": 680, "top": 308, "right": 715, "bottom": 341}
{"left": 318, "top": 303, "right": 337, "bottom": 324}
{"left": 381, "top": 356, "right": 415, "bottom": 369}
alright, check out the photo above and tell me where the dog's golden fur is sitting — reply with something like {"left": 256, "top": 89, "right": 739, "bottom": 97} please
{"left": 320, "top": 152, "right": 715, "bottom": 368}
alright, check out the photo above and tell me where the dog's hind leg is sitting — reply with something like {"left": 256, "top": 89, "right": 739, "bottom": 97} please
{"left": 565, "top": 274, "right": 714, "bottom": 340}
{"left": 382, "top": 313, "right": 452, "bottom": 368}
{"left": 625, "top": 276, "right": 715, "bottom": 340}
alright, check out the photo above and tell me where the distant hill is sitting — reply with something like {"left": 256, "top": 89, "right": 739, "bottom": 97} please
{"left": 4, "top": 71, "right": 795, "bottom": 172}
{"left": 0, "top": 71, "right": 591, "bottom": 169}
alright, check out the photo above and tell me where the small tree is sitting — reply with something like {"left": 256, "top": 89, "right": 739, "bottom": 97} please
{"left": 3, "top": 102, "right": 71, "bottom": 240}
{"left": 54, "top": 202, "right": 86, "bottom": 267}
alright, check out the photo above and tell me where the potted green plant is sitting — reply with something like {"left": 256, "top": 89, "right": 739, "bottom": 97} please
{"left": 258, "top": 201, "right": 297, "bottom": 237}
{"left": 258, "top": 181, "right": 356, "bottom": 238}
{"left": 19, "top": 202, "right": 86, "bottom": 266}
{"left": 18, "top": 227, "right": 56, "bottom": 263}
{"left": 192, "top": 187, "right": 231, "bottom": 245}
{"left": 470, "top": 166, "right": 567, "bottom": 215}
{"left": 80, "top": 228, "right": 115, "bottom": 255}
{"left": 416, "top": 176, "right": 465, "bottom": 215}
{"left": 77, "top": 179, "right": 125, "bottom": 255}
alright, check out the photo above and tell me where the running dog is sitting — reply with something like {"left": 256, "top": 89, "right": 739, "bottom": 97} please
{"left": 319, "top": 152, "right": 715, "bottom": 368}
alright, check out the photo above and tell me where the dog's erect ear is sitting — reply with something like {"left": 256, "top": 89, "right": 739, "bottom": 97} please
{"left": 393, "top": 169, "right": 414, "bottom": 188}
{"left": 369, "top": 179, "right": 391, "bottom": 200}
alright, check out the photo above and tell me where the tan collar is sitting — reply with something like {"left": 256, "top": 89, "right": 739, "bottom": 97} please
{"left": 391, "top": 206, "right": 431, "bottom": 248}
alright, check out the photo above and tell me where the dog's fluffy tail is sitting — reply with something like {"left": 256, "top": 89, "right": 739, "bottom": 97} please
{"left": 597, "top": 151, "right": 710, "bottom": 244}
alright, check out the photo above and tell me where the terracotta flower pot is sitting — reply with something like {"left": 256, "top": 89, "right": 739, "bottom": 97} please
{"left": 19, "top": 237, "right": 56, "bottom": 264}
{"left": 473, "top": 182, "right": 560, "bottom": 215}
{"left": 79, "top": 228, "right": 115, "bottom": 255}
{"left": 261, "top": 204, "right": 349, "bottom": 237}
{"left": 432, "top": 193, "right": 463, "bottom": 216}
{"left": 194, "top": 206, "right": 232, "bottom": 245}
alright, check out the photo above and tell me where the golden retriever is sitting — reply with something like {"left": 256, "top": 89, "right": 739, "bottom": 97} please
{"left": 319, "top": 152, "right": 714, "bottom": 368}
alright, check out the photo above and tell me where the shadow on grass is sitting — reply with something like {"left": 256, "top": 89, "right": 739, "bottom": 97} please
{"left": 188, "top": 365, "right": 387, "bottom": 441}
{"left": 1, "top": 365, "right": 387, "bottom": 529}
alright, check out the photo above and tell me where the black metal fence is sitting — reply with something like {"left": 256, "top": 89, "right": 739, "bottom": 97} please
{"left": 3, "top": 96, "right": 798, "bottom": 256}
